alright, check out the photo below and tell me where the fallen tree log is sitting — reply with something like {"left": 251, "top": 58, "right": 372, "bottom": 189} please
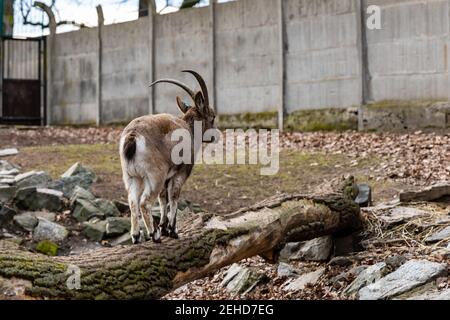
{"left": 0, "top": 192, "right": 361, "bottom": 300}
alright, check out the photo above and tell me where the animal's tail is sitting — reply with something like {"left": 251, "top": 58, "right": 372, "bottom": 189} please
{"left": 123, "top": 133, "right": 137, "bottom": 161}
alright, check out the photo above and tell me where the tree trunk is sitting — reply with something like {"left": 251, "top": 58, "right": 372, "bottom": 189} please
{"left": 0, "top": 192, "right": 361, "bottom": 300}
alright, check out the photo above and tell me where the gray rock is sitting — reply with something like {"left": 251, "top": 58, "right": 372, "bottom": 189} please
{"left": 0, "top": 185, "right": 16, "bottom": 203}
{"left": 0, "top": 148, "right": 18, "bottom": 157}
{"left": 14, "top": 211, "right": 57, "bottom": 231}
{"left": 0, "top": 204, "right": 17, "bottom": 226}
{"left": 61, "top": 162, "right": 95, "bottom": 180}
{"left": 328, "top": 256, "right": 354, "bottom": 267}
{"left": 82, "top": 220, "right": 107, "bottom": 242}
{"left": 33, "top": 218, "right": 69, "bottom": 243}
{"left": 50, "top": 175, "right": 95, "bottom": 198}
{"left": 69, "top": 186, "right": 95, "bottom": 206}
{"left": 400, "top": 183, "right": 450, "bottom": 203}
{"left": 14, "top": 187, "right": 63, "bottom": 212}
{"left": 224, "top": 266, "right": 263, "bottom": 295}
{"left": 34, "top": 211, "right": 56, "bottom": 222}
{"left": 221, "top": 264, "right": 243, "bottom": 287}
{"left": 0, "top": 178, "right": 15, "bottom": 185}
{"left": 105, "top": 217, "right": 131, "bottom": 236}
{"left": 71, "top": 197, "right": 120, "bottom": 222}
{"left": 0, "top": 168, "right": 20, "bottom": 176}
{"left": 277, "top": 262, "right": 299, "bottom": 277}
{"left": 330, "top": 265, "right": 367, "bottom": 285}
{"left": 407, "top": 288, "right": 450, "bottom": 300}
{"left": 279, "top": 242, "right": 302, "bottom": 262}
{"left": 283, "top": 268, "right": 325, "bottom": 291}
{"left": 358, "top": 260, "right": 447, "bottom": 300}
{"left": 343, "top": 262, "right": 387, "bottom": 297}
{"left": 425, "top": 226, "right": 450, "bottom": 244}
{"left": 355, "top": 184, "right": 372, "bottom": 207}
{"left": 290, "top": 236, "right": 333, "bottom": 262}
{"left": 0, "top": 160, "right": 18, "bottom": 171}
{"left": 385, "top": 255, "right": 407, "bottom": 269}
{"left": 93, "top": 198, "right": 120, "bottom": 217}
{"left": 72, "top": 198, "right": 104, "bottom": 222}
{"left": 110, "top": 233, "right": 132, "bottom": 246}
{"left": 13, "top": 212, "right": 38, "bottom": 231}
{"left": 378, "top": 207, "right": 429, "bottom": 226}
{"left": 14, "top": 171, "right": 52, "bottom": 189}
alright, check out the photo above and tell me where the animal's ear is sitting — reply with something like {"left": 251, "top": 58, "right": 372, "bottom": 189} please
{"left": 194, "top": 91, "right": 206, "bottom": 113}
{"left": 176, "top": 96, "right": 190, "bottom": 114}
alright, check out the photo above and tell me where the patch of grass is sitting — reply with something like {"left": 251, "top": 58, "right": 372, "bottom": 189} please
{"left": 18, "top": 144, "right": 121, "bottom": 178}
{"left": 13, "top": 144, "right": 384, "bottom": 213}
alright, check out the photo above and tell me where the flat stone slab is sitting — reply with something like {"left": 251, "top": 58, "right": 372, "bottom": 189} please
{"left": 283, "top": 268, "right": 325, "bottom": 292}
{"left": 407, "top": 288, "right": 450, "bottom": 300}
{"left": 343, "top": 262, "right": 387, "bottom": 297}
{"left": 33, "top": 218, "right": 69, "bottom": 243}
{"left": 358, "top": 260, "right": 447, "bottom": 300}
{"left": 378, "top": 207, "right": 429, "bottom": 226}
{"left": 0, "top": 148, "right": 18, "bottom": 157}
{"left": 0, "top": 160, "right": 18, "bottom": 171}
{"left": 400, "top": 183, "right": 450, "bottom": 202}
{"left": 425, "top": 226, "right": 450, "bottom": 244}
{"left": 0, "top": 185, "right": 16, "bottom": 203}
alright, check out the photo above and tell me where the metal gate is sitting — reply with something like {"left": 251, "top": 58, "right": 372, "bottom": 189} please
{"left": 0, "top": 37, "right": 46, "bottom": 125}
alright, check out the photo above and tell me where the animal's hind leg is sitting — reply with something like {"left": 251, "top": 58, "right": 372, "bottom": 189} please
{"left": 167, "top": 172, "right": 188, "bottom": 239}
{"left": 158, "top": 183, "right": 169, "bottom": 237}
{"left": 127, "top": 177, "right": 143, "bottom": 244}
{"left": 140, "top": 177, "right": 162, "bottom": 243}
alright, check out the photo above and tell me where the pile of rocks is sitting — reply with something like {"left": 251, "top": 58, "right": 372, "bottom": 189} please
{"left": 1, "top": 155, "right": 204, "bottom": 256}
{"left": 0, "top": 157, "right": 132, "bottom": 255}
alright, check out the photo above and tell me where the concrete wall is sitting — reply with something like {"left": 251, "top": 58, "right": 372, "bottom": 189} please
{"left": 102, "top": 18, "right": 150, "bottom": 123}
{"left": 154, "top": 7, "right": 211, "bottom": 115}
{"left": 366, "top": 0, "right": 450, "bottom": 101}
{"left": 215, "top": 0, "right": 280, "bottom": 114}
{"left": 284, "top": 0, "right": 362, "bottom": 112}
{"left": 47, "top": 0, "right": 450, "bottom": 127}
{"left": 52, "top": 28, "right": 98, "bottom": 124}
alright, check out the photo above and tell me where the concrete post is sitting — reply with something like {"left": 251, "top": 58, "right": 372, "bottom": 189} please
{"left": 277, "top": 0, "right": 286, "bottom": 131}
{"left": 209, "top": 0, "right": 217, "bottom": 111}
{"left": 148, "top": 0, "right": 156, "bottom": 115}
{"left": 96, "top": 5, "right": 104, "bottom": 126}
{"left": 358, "top": 0, "right": 371, "bottom": 105}
{"left": 34, "top": 2, "right": 56, "bottom": 126}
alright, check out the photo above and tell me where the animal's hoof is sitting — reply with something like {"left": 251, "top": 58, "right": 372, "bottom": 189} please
{"left": 161, "top": 227, "right": 170, "bottom": 237}
{"left": 131, "top": 232, "right": 141, "bottom": 244}
{"left": 168, "top": 230, "right": 179, "bottom": 239}
{"left": 152, "top": 232, "right": 162, "bottom": 243}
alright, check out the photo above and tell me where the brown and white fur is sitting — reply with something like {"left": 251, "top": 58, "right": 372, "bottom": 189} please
{"left": 119, "top": 70, "right": 216, "bottom": 244}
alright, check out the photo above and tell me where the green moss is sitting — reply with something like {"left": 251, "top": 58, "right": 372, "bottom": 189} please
{"left": 284, "top": 108, "right": 358, "bottom": 132}
{"left": 365, "top": 100, "right": 442, "bottom": 110}
{"left": 218, "top": 111, "right": 278, "bottom": 130}
{"left": 35, "top": 240, "right": 59, "bottom": 256}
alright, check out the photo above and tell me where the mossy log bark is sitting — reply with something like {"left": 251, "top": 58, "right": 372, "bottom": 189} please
{"left": 0, "top": 192, "right": 361, "bottom": 300}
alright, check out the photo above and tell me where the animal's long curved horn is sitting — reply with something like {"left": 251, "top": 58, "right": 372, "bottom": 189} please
{"left": 182, "top": 70, "right": 209, "bottom": 106}
{"left": 149, "top": 79, "right": 195, "bottom": 98}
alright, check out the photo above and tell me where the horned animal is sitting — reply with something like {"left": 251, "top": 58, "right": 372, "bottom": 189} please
{"left": 119, "top": 70, "right": 216, "bottom": 244}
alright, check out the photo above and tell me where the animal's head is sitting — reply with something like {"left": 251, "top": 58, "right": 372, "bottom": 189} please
{"left": 149, "top": 70, "right": 216, "bottom": 139}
